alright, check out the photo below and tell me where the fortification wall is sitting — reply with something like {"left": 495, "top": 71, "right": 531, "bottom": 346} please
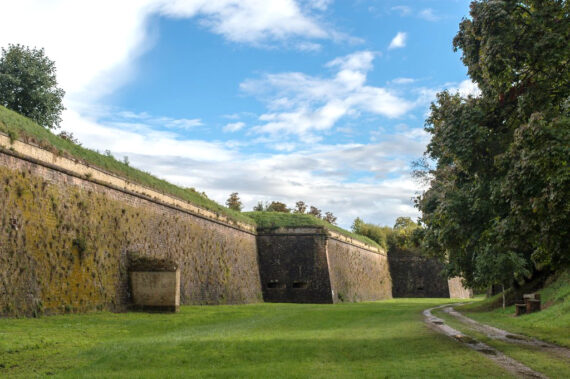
{"left": 256, "top": 228, "right": 333, "bottom": 303}
{"left": 256, "top": 227, "right": 391, "bottom": 303}
{"left": 326, "top": 238, "right": 392, "bottom": 303}
{"left": 388, "top": 249, "right": 450, "bottom": 298}
{"left": 0, "top": 142, "right": 262, "bottom": 317}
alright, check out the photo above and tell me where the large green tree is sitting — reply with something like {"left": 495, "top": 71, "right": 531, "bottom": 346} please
{"left": 417, "top": 0, "right": 569, "bottom": 289}
{"left": 0, "top": 44, "right": 65, "bottom": 129}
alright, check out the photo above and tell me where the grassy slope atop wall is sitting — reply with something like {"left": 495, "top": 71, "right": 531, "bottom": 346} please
{"left": 0, "top": 106, "right": 254, "bottom": 225}
{"left": 245, "top": 212, "right": 381, "bottom": 250}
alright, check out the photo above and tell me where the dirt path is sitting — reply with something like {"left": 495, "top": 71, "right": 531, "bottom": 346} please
{"left": 423, "top": 305, "right": 546, "bottom": 378}
{"left": 441, "top": 306, "right": 570, "bottom": 361}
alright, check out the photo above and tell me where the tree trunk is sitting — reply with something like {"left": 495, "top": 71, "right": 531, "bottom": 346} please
{"left": 502, "top": 284, "right": 506, "bottom": 310}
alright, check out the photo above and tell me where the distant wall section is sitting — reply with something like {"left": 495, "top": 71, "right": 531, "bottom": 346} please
{"left": 255, "top": 227, "right": 391, "bottom": 304}
{"left": 256, "top": 228, "right": 333, "bottom": 303}
{"left": 388, "top": 249, "right": 450, "bottom": 298}
{"left": 326, "top": 238, "right": 392, "bottom": 303}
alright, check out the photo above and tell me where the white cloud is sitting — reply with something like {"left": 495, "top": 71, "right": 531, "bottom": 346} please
{"left": 241, "top": 51, "right": 416, "bottom": 140}
{"left": 62, "top": 109, "right": 234, "bottom": 162}
{"left": 388, "top": 32, "right": 407, "bottom": 49}
{"left": 391, "top": 6, "right": 412, "bottom": 16}
{"left": 121, "top": 137, "right": 425, "bottom": 228}
{"left": 0, "top": 1, "right": 428, "bottom": 228}
{"left": 223, "top": 121, "right": 246, "bottom": 132}
{"left": 112, "top": 110, "right": 203, "bottom": 130}
{"left": 418, "top": 8, "right": 440, "bottom": 22}
{"left": 159, "top": 0, "right": 328, "bottom": 44}
{"left": 457, "top": 79, "right": 481, "bottom": 97}
{"left": 56, "top": 106, "right": 426, "bottom": 227}
{"left": 390, "top": 77, "right": 416, "bottom": 85}
{"left": 295, "top": 41, "right": 323, "bottom": 52}
{"left": 0, "top": 0, "right": 335, "bottom": 105}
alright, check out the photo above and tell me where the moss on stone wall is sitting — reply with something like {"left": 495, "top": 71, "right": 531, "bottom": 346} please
{"left": 0, "top": 154, "right": 262, "bottom": 317}
{"left": 327, "top": 239, "right": 392, "bottom": 303}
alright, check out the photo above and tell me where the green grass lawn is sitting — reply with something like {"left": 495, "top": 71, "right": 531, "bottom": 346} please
{"left": 0, "top": 299, "right": 512, "bottom": 378}
{"left": 456, "top": 269, "right": 570, "bottom": 347}
{"left": 432, "top": 308, "right": 570, "bottom": 378}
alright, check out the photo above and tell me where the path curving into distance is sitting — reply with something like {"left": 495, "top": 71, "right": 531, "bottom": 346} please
{"left": 423, "top": 305, "right": 546, "bottom": 378}
{"left": 441, "top": 306, "right": 570, "bottom": 361}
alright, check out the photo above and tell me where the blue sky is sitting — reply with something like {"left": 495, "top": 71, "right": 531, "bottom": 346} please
{"left": 1, "top": 0, "right": 479, "bottom": 229}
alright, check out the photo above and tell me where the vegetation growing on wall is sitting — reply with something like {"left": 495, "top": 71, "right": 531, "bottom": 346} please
{"left": 245, "top": 211, "right": 380, "bottom": 249}
{"left": 0, "top": 106, "right": 254, "bottom": 225}
{"left": 351, "top": 216, "right": 422, "bottom": 252}
{"left": 0, "top": 161, "right": 261, "bottom": 316}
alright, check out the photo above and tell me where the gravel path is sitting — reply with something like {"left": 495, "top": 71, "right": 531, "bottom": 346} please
{"left": 442, "top": 306, "right": 570, "bottom": 361}
{"left": 423, "top": 305, "right": 547, "bottom": 378}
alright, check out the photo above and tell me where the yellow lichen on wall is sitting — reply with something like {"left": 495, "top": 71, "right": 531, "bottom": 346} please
{"left": 0, "top": 153, "right": 261, "bottom": 317}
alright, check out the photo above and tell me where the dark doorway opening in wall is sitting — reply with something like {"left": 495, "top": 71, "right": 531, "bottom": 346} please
{"left": 292, "top": 281, "right": 309, "bottom": 289}
{"left": 267, "top": 281, "right": 286, "bottom": 289}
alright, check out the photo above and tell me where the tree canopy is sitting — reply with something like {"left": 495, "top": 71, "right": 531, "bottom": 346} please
{"left": 0, "top": 44, "right": 65, "bottom": 129}
{"left": 225, "top": 192, "right": 243, "bottom": 212}
{"left": 416, "top": 0, "right": 569, "bottom": 289}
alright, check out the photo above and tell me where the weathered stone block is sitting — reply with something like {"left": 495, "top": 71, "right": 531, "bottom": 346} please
{"left": 448, "top": 277, "right": 473, "bottom": 299}
{"left": 130, "top": 270, "right": 180, "bottom": 312}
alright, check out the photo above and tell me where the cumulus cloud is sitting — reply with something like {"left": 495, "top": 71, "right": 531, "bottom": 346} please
{"left": 388, "top": 32, "right": 407, "bottom": 49}
{"left": 0, "top": 0, "right": 335, "bottom": 104}
{"left": 123, "top": 137, "right": 425, "bottom": 228}
{"left": 241, "top": 51, "right": 416, "bottom": 141}
{"left": 0, "top": 1, "right": 429, "bottom": 228}
{"left": 223, "top": 121, "right": 246, "bottom": 132}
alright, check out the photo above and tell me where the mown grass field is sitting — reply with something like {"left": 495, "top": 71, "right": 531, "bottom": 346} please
{"left": 433, "top": 307, "right": 570, "bottom": 379}
{"left": 1, "top": 299, "right": 512, "bottom": 378}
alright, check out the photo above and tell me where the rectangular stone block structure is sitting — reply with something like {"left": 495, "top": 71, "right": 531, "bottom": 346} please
{"left": 448, "top": 277, "right": 473, "bottom": 299}
{"left": 256, "top": 227, "right": 392, "bottom": 303}
{"left": 130, "top": 270, "right": 180, "bottom": 312}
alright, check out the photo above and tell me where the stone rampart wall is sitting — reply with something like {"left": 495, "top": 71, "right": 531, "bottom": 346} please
{"left": 0, "top": 147, "right": 262, "bottom": 316}
{"left": 388, "top": 249, "right": 450, "bottom": 298}
{"left": 256, "top": 228, "right": 333, "bottom": 303}
{"left": 256, "top": 227, "right": 392, "bottom": 304}
{"left": 326, "top": 238, "right": 392, "bottom": 303}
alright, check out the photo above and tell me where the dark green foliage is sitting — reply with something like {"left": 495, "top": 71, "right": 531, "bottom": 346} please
{"left": 307, "top": 206, "right": 321, "bottom": 218}
{"left": 0, "top": 44, "right": 65, "bottom": 129}
{"left": 225, "top": 192, "right": 243, "bottom": 212}
{"left": 294, "top": 200, "right": 307, "bottom": 214}
{"left": 417, "top": 0, "right": 570, "bottom": 289}
{"left": 351, "top": 217, "right": 389, "bottom": 250}
{"left": 266, "top": 201, "right": 290, "bottom": 213}
{"left": 323, "top": 211, "right": 337, "bottom": 225}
